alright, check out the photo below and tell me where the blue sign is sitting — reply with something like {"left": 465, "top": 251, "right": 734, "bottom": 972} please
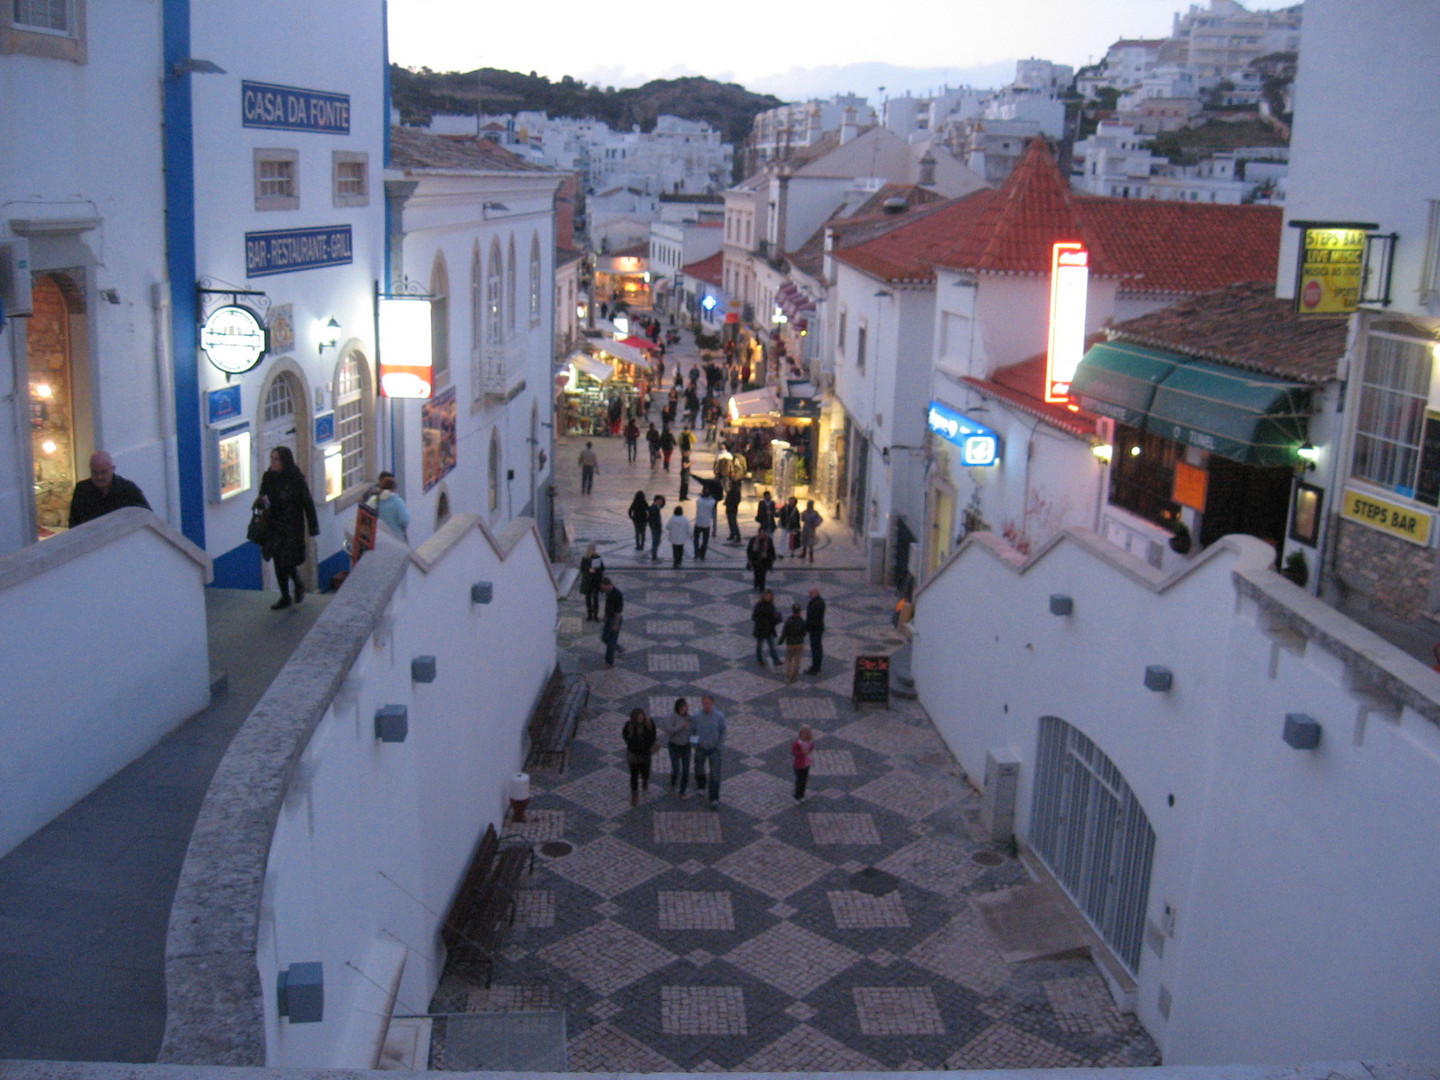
{"left": 314, "top": 411, "right": 335, "bottom": 444}
{"left": 927, "top": 401, "right": 1000, "bottom": 466}
{"left": 207, "top": 385, "right": 242, "bottom": 425}
{"left": 241, "top": 81, "right": 351, "bottom": 134}
{"left": 245, "top": 226, "right": 353, "bottom": 278}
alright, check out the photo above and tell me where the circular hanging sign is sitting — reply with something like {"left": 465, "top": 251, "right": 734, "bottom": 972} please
{"left": 201, "top": 304, "right": 268, "bottom": 374}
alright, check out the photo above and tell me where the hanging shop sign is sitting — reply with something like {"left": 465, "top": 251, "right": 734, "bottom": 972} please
{"left": 201, "top": 304, "right": 268, "bottom": 374}
{"left": 241, "top": 80, "right": 351, "bottom": 134}
{"left": 1045, "top": 242, "right": 1089, "bottom": 402}
{"left": 1291, "top": 221, "right": 1375, "bottom": 317}
{"left": 1340, "top": 487, "right": 1433, "bottom": 546}
{"left": 377, "top": 296, "right": 434, "bottom": 398}
{"left": 927, "top": 401, "right": 1000, "bottom": 466}
{"left": 245, "top": 226, "right": 353, "bottom": 278}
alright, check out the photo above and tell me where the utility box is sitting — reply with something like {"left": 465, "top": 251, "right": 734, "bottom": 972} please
{"left": 981, "top": 747, "right": 1021, "bottom": 843}
{"left": 0, "top": 238, "right": 33, "bottom": 318}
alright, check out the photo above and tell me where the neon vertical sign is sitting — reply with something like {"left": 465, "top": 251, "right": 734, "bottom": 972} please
{"left": 1045, "top": 241, "right": 1089, "bottom": 403}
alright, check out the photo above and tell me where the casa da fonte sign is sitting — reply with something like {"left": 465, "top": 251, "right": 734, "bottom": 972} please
{"left": 241, "top": 81, "right": 351, "bottom": 134}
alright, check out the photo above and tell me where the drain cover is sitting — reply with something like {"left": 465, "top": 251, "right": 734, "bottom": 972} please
{"left": 971, "top": 851, "right": 1005, "bottom": 867}
{"left": 849, "top": 867, "right": 901, "bottom": 895}
{"left": 539, "top": 841, "right": 574, "bottom": 858}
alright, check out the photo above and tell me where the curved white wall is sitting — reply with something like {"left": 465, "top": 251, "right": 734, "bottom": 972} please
{"left": 912, "top": 529, "right": 1440, "bottom": 1063}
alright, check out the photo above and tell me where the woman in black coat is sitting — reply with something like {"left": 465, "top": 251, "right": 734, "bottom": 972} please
{"left": 628, "top": 490, "right": 650, "bottom": 551}
{"left": 256, "top": 445, "right": 319, "bottom": 609}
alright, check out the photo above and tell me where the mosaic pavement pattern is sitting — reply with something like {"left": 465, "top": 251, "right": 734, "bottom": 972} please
{"left": 429, "top": 564, "right": 1159, "bottom": 1071}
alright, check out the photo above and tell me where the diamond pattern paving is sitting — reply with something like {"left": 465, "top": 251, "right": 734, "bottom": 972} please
{"left": 427, "top": 477, "right": 1160, "bottom": 1073}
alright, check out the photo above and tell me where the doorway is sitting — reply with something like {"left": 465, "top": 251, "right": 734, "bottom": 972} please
{"left": 28, "top": 275, "right": 81, "bottom": 535}
{"left": 257, "top": 367, "right": 313, "bottom": 589}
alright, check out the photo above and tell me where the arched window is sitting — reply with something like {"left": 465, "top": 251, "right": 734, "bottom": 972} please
{"left": 529, "top": 233, "right": 543, "bottom": 327}
{"left": 333, "top": 351, "right": 372, "bottom": 495}
{"left": 430, "top": 252, "right": 450, "bottom": 385}
{"left": 506, "top": 236, "right": 517, "bottom": 335}
{"left": 470, "top": 243, "right": 484, "bottom": 399}
{"left": 487, "top": 429, "right": 502, "bottom": 513}
{"left": 487, "top": 240, "right": 503, "bottom": 346}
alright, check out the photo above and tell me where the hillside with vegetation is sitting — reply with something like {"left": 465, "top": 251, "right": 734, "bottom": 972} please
{"left": 390, "top": 66, "right": 782, "bottom": 146}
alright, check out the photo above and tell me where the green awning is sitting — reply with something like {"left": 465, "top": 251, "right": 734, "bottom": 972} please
{"left": 1071, "top": 341, "right": 1313, "bottom": 467}
{"left": 1070, "top": 341, "right": 1185, "bottom": 427}
{"left": 1145, "top": 359, "right": 1311, "bottom": 467}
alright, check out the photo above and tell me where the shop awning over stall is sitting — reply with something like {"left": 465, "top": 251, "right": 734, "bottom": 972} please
{"left": 617, "top": 334, "right": 661, "bottom": 352}
{"left": 1071, "top": 340, "right": 1312, "bottom": 466}
{"left": 598, "top": 340, "right": 652, "bottom": 370}
{"left": 572, "top": 355, "right": 615, "bottom": 383}
{"left": 728, "top": 388, "right": 783, "bottom": 426}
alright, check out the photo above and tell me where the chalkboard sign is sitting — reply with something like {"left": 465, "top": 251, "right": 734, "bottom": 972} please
{"left": 1416, "top": 410, "right": 1440, "bottom": 507}
{"left": 852, "top": 655, "right": 891, "bottom": 709}
{"left": 352, "top": 502, "right": 378, "bottom": 563}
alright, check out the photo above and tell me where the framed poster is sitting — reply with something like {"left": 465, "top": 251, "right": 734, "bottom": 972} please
{"left": 1290, "top": 482, "right": 1323, "bottom": 546}
{"left": 422, "top": 385, "right": 458, "bottom": 492}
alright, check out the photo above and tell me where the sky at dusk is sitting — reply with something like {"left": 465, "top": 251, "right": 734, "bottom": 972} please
{"left": 387, "top": 0, "right": 1299, "bottom": 102}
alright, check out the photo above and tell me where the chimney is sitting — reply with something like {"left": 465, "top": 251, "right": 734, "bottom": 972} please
{"left": 918, "top": 151, "right": 937, "bottom": 187}
{"left": 774, "top": 166, "right": 791, "bottom": 260}
{"left": 840, "top": 106, "right": 858, "bottom": 145}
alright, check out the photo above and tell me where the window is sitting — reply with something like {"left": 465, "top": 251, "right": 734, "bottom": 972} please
{"left": 255, "top": 149, "right": 299, "bottom": 211}
{"left": 334, "top": 352, "right": 371, "bottom": 496}
{"left": 470, "top": 243, "right": 483, "bottom": 400}
{"left": 837, "top": 309, "right": 847, "bottom": 355}
{"left": 1352, "top": 330, "right": 1434, "bottom": 497}
{"left": 487, "top": 240, "right": 503, "bottom": 345}
{"left": 488, "top": 430, "right": 502, "bottom": 513}
{"left": 529, "top": 234, "right": 542, "bottom": 327}
{"left": 332, "top": 151, "right": 369, "bottom": 207}
{"left": 430, "top": 252, "right": 449, "bottom": 385}
{"left": 1420, "top": 200, "right": 1440, "bottom": 305}
{"left": 4, "top": 0, "right": 85, "bottom": 61}
{"left": 856, "top": 322, "right": 867, "bottom": 372}
{"left": 1109, "top": 423, "right": 1181, "bottom": 525}
{"left": 506, "top": 237, "right": 517, "bottom": 334}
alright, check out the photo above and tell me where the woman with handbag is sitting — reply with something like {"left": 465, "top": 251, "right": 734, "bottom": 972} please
{"left": 255, "top": 445, "right": 319, "bottom": 610}
{"left": 621, "top": 707, "right": 658, "bottom": 807}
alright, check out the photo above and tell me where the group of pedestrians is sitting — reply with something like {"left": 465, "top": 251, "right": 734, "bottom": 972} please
{"left": 619, "top": 694, "right": 817, "bottom": 807}
{"left": 752, "top": 586, "right": 826, "bottom": 681}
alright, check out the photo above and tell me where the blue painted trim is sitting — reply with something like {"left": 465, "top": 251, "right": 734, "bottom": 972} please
{"left": 211, "top": 542, "right": 263, "bottom": 590}
{"left": 317, "top": 547, "right": 351, "bottom": 592}
{"left": 162, "top": 0, "right": 206, "bottom": 550}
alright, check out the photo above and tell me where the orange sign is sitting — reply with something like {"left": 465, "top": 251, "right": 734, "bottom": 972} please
{"left": 1172, "top": 461, "right": 1208, "bottom": 511}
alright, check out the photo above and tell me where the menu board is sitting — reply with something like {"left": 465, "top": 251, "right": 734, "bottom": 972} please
{"left": 1416, "top": 410, "right": 1440, "bottom": 508}
{"left": 852, "top": 655, "right": 891, "bottom": 709}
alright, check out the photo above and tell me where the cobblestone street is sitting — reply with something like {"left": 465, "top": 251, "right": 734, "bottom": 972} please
{"left": 427, "top": 359, "right": 1160, "bottom": 1071}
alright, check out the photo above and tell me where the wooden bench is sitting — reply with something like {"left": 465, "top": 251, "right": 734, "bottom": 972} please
{"left": 439, "top": 822, "right": 535, "bottom": 986}
{"left": 526, "top": 666, "right": 589, "bottom": 773}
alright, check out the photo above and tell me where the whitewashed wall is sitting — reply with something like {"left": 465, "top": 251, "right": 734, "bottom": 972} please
{"left": 911, "top": 528, "right": 1440, "bottom": 1064}
{"left": 161, "top": 514, "right": 558, "bottom": 1067}
{"left": 0, "top": 509, "right": 211, "bottom": 857}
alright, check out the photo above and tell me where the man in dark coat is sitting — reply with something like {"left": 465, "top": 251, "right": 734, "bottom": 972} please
{"left": 600, "top": 577, "right": 624, "bottom": 667}
{"left": 746, "top": 528, "right": 776, "bottom": 591}
{"left": 806, "top": 587, "right": 827, "bottom": 674}
{"left": 68, "top": 451, "right": 150, "bottom": 528}
{"left": 724, "top": 479, "right": 743, "bottom": 542}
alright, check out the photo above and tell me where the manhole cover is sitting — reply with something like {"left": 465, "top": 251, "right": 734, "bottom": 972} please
{"left": 971, "top": 851, "right": 1005, "bottom": 867}
{"left": 849, "top": 867, "right": 901, "bottom": 895}
{"left": 540, "top": 841, "right": 574, "bottom": 858}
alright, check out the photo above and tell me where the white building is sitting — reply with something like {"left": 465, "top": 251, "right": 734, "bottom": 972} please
{"left": 1, "top": 0, "right": 171, "bottom": 554}
{"left": 745, "top": 95, "right": 876, "bottom": 174}
{"left": 384, "top": 128, "right": 563, "bottom": 548}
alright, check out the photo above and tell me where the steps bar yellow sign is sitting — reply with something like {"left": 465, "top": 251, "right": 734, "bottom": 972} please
{"left": 1341, "top": 487, "right": 1433, "bottom": 545}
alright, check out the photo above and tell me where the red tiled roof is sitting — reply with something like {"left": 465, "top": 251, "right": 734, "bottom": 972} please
{"left": 388, "top": 126, "right": 548, "bottom": 172}
{"left": 682, "top": 251, "right": 724, "bottom": 286}
{"left": 833, "top": 138, "right": 1282, "bottom": 292}
{"left": 1108, "top": 281, "right": 1347, "bottom": 384}
{"left": 961, "top": 352, "right": 1099, "bottom": 439}
{"left": 609, "top": 242, "right": 650, "bottom": 258}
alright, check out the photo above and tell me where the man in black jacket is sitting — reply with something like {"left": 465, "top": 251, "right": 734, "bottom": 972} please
{"left": 806, "top": 587, "right": 827, "bottom": 674}
{"left": 724, "top": 479, "right": 743, "bottom": 542}
{"left": 68, "top": 451, "right": 150, "bottom": 528}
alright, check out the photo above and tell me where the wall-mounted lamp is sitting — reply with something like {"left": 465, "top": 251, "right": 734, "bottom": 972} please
{"left": 1130, "top": 444, "right": 1142, "bottom": 457}
{"left": 277, "top": 962, "right": 323, "bottom": 1023}
{"left": 471, "top": 581, "right": 494, "bottom": 605}
{"left": 1144, "top": 665, "right": 1173, "bottom": 693}
{"left": 483, "top": 201, "right": 510, "bottom": 218}
{"left": 874, "top": 289, "right": 893, "bottom": 299}
{"left": 169, "top": 57, "right": 227, "bottom": 78}
{"left": 374, "top": 705, "right": 409, "bottom": 743}
{"left": 411, "top": 656, "right": 437, "bottom": 684}
{"left": 317, "top": 317, "right": 341, "bottom": 354}
{"left": 1282, "top": 712, "right": 1322, "bottom": 749}
{"left": 1296, "top": 442, "right": 1319, "bottom": 473}
{"left": 1049, "top": 594, "right": 1073, "bottom": 616}
{"left": 1092, "top": 442, "right": 1113, "bottom": 465}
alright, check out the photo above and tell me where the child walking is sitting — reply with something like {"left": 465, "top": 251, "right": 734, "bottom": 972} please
{"left": 791, "top": 725, "right": 815, "bottom": 801}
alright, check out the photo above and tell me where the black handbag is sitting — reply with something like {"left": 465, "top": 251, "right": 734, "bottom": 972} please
{"left": 247, "top": 506, "right": 269, "bottom": 548}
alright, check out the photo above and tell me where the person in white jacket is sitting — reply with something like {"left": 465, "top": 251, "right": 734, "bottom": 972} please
{"left": 665, "top": 505, "right": 692, "bottom": 569}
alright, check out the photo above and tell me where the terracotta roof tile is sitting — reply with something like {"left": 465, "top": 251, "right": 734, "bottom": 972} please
{"left": 682, "top": 251, "right": 724, "bottom": 286}
{"left": 1108, "top": 281, "right": 1347, "bottom": 384}
{"left": 834, "top": 137, "right": 1281, "bottom": 292}
{"left": 388, "top": 126, "right": 549, "bottom": 172}
{"left": 961, "top": 351, "right": 1099, "bottom": 439}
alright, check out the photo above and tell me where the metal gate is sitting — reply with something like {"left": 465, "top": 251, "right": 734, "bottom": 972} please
{"left": 1030, "top": 716, "right": 1155, "bottom": 974}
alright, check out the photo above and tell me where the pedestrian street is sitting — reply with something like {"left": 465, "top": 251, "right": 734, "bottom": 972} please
{"left": 422, "top": 420, "right": 1160, "bottom": 1072}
